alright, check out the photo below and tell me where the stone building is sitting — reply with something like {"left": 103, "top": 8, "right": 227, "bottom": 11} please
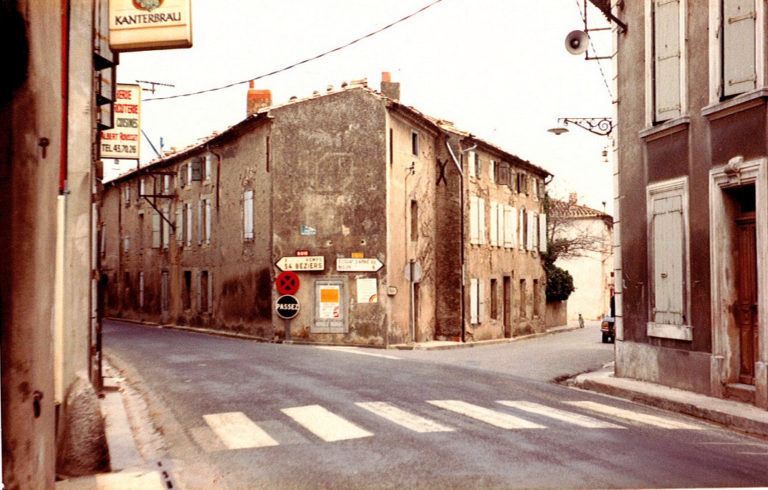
{"left": 608, "top": 0, "right": 768, "bottom": 407}
{"left": 550, "top": 196, "right": 614, "bottom": 322}
{"left": 102, "top": 75, "right": 552, "bottom": 346}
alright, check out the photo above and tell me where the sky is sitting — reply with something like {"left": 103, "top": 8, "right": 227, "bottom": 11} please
{"left": 110, "top": 0, "right": 615, "bottom": 214}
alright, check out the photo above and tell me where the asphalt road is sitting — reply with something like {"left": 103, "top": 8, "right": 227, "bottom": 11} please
{"left": 104, "top": 320, "right": 768, "bottom": 489}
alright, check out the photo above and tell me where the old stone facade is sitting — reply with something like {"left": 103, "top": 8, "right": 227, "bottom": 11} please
{"left": 102, "top": 77, "right": 551, "bottom": 346}
{"left": 610, "top": 0, "right": 768, "bottom": 407}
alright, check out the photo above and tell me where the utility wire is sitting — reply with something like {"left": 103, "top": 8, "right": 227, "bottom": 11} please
{"left": 574, "top": 0, "right": 614, "bottom": 101}
{"left": 145, "top": 0, "right": 445, "bottom": 102}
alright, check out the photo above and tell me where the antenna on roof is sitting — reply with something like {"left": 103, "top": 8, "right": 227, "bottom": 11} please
{"left": 136, "top": 80, "right": 176, "bottom": 94}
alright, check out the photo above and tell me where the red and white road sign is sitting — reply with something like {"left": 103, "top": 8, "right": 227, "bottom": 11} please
{"left": 276, "top": 271, "right": 300, "bottom": 295}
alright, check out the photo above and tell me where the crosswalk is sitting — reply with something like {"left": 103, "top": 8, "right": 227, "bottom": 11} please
{"left": 193, "top": 399, "right": 705, "bottom": 452}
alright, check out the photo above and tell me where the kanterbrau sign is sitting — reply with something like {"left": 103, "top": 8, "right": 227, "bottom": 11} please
{"left": 109, "top": 0, "right": 193, "bottom": 51}
{"left": 100, "top": 84, "right": 141, "bottom": 160}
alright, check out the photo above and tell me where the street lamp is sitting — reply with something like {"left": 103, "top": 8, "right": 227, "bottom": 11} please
{"left": 547, "top": 117, "right": 614, "bottom": 137}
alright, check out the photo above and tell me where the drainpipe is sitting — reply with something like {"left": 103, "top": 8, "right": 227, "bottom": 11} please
{"left": 404, "top": 162, "right": 415, "bottom": 343}
{"left": 445, "top": 140, "right": 476, "bottom": 342}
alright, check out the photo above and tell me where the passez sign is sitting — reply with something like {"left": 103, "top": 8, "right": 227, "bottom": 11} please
{"left": 100, "top": 84, "right": 141, "bottom": 160}
{"left": 109, "top": 0, "right": 193, "bottom": 52}
{"left": 275, "top": 295, "right": 300, "bottom": 320}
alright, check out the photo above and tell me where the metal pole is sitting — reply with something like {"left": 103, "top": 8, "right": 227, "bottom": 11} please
{"left": 410, "top": 260, "right": 415, "bottom": 343}
{"left": 284, "top": 318, "right": 291, "bottom": 342}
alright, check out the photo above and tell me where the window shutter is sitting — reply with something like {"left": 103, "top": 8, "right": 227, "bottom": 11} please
{"left": 526, "top": 211, "right": 534, "bottom": 250}
{"left": 654, "top": 0, "right": 681, "bottom": 121}
{"left": 151, "top": 210, "right": 161, "bottom": 248}
{"left": 186, "top": 203, "right": 192, "bottom": 247}
{"left": 180, "top": 164, "right": 187, "bottom": 187}
{"left": 162, "top": 205, "right": 170, "bottom": 249}
{"left": 468, "top": 152, "right": 476, "bottom": 178}
{"left": 497, "top": 202, "right": 504, "bottom": 247}
{"left": 191, "top": 157, "right": 203, "bottom": 181}
{"left": 197, "top": 271, "right": 202, "bottom": 312}
{"left": 490, "top": 160, "right": 496, "bottom": 184}
{"left": 197, "top": 200, "right": 203, "bottom": 245}
{"left": 519, "top": 209, "right": 525, "bottom": 250}
{"left": 163, "top": 175, "right": 171, "bottom": 193}
{"left": 478, "top": 280, "right": 485, "bottom": 323}
{"left": 208, "top": 271, "right": 214, "bottom": 313}
{"left": 469, "top": 196, "right": 479, "bottom": 244}
{"left": 176, "top": 208, "right": 183, "bottom": 245}
{"left": 652, "top": 195, "right": 685, "bottom": 324}
{"left": 470, "top": 278, "right": 478, "bottom": 324}
{"left": 538, "top": 213, "right": 547, "bottom": 253}
{"left": 205, "top": 155, "right": 213, "bottom": 180}
{"left": 504, "top": 205, "right": 513, "bottom": 248}
{"left": 490, "top": 202, "right": 499, "bottom": 246}
{"left": 478, "top": 197, "right": 486, "bottom": 244}
{"left": 723, "top": 0, "right": 756, "bottom": 96}
{"left": 244, "top": 190, "right": 254, "bottom": 239}
{"left": 205, "top": 199, "right": 211, "bottom": 244}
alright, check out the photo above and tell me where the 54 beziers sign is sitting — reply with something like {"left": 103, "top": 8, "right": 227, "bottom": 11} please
{"left": 275, "top": 295, "right": 300, "bottom": 320}
{"left": 109, "top": 0, "right": 193, "bottom": 52}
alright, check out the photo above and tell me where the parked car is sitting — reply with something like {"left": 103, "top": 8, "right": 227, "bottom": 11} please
{"left": 601, "top": 316, "right": 615, "bottom": 343}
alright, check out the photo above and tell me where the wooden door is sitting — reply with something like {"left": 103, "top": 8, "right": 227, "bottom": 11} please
{"left": 503, "top": 276, "right": 511, "bottom": 338}
{"left": 736, "top": 212, "right": 758, "bottom": 384}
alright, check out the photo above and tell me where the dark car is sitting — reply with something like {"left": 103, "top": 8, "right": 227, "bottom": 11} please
{"left": 601, "top": 294, "right": 616, "bottom": 343}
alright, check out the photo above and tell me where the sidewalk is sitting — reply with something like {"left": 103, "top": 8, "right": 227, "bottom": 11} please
{"left": 569, "top": 364, "right": 768, "bottom": 439}
{"left": 55, "top": 365, "right": 171, "bottom": 490}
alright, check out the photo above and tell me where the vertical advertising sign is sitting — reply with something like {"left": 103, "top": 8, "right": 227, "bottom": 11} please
{"left": 100, "top": 84, "right": 141, "bottom": 160}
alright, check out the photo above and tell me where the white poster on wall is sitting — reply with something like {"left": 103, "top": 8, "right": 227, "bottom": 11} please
{"left": 356, "top": 278, "right": 378, "bottom": 303}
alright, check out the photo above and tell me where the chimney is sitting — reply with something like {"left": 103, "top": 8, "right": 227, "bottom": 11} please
{"left": 569, "top": 192, "right": 578, "bottom": 205}
{"left": 247, "top": 80, "right": 272, "bottom": 116}
{"left": 380, "top": 72, "right": 400, "bottom": 101}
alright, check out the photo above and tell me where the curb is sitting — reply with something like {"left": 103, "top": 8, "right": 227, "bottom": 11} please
{"left": 569, "top": 369, "right": 768, "bottom": 439}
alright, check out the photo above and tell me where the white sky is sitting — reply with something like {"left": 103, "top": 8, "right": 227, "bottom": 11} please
{"left": 110, "top": 0, "right": 615, "bottom": 214}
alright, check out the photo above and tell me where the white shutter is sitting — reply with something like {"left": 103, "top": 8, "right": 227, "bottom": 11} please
{"left": 490, "top": 202, "right": 499, "bottom": 246}
{"left": 504, "top": 206, "right": 514, "bottom": 248}
{"left": 526, "top": 211, "right": 534, "bottom": 251}
{"left": 490, "top": 160, "right": 496, "bottom": 183}
{"left": 151, "top": 210, "right": 161, "bottom": 248}
{"left": 186, "top": 203, "right": 192, "bottom": 247}
{"left": 468, "top": 152, "right": 476, "bottom": 178}
{"left": 723, "top": 0, "right": 756, "bottom": 96}
{"left": 469, "top": 196, "right": 479, "bottom": 244}
{"left": 470, "top": 278, "right": 478, "bottom": 324}
{"left": 519, "top": 209, "right": 525, "bottom": 250}
{"left": 162, "top": 205, "right": 170, "bottom": 249}
{"left": 478, "top": 198, "right": 486, "bottom": 244}
{"left": 197, "top": 200, "right": 203, "bottom": 245}
{"left": 244, "top": 190, "right": 254, "bottom": 239}
{"left": 654, "top": 0, "right": 681, "bottom": 121}
{"left": 478, "top": 279, "right": 485, "bottom": 323}
{"left": 176, "top": 208, "right": 183, "bottom": 245}
{"left": 205, "top": 199, "right": 212, "bottom": 244}
{"left": 497, "top": 202, "right": 504, "bottom": 247}
{"left": 652, "top": 195, "right": 685, "bottom": 324}
{"left": 538, "top": 213, "right": 547, "bottom": 253}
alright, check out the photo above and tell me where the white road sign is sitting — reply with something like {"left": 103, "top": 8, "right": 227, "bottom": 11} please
{"left": 276, "top": 256, "right": 325, "bottom": 271}
{"left": 336, "top": 258, "right": 384, "bottom": 272}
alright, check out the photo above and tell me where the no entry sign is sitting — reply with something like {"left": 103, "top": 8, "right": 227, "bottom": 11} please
{"left": 276, "top": 295, "right": 300, "bottom": 320}
{"left": 276, "top": 271, "right": 300, "bottom": 295}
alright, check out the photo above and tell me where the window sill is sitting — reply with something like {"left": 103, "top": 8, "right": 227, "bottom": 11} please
{"left": 639, "top": 115, "right": 691, "bottom": 142}
{"left": 702, "top": 87, "right": 768, "bottom": 121}
{"left": 646, "top": 322, "right": 692, "bottom": 341}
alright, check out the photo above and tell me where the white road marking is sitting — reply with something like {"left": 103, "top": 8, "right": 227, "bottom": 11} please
{"left": 356, "top": 402, "right": 455, "bottom": 433}
{"left": 427, "top": 400, "right": 546, "bottom": 429}
{"left": 497, "top": 400, "right": 625, "bottom": 429}
{"left": 315, "top": 346, "right": 400, "bottom": 360}
{"left": 282, "top": 405, "right": 374, "bottom": 442}
{"left": 565, "top": 401, "right": 704, "bottom": 430}
{"left": 203, "top": 412, "right": 280, "bottom": 449}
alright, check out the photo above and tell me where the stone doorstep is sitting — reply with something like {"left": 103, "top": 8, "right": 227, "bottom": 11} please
{"left": 571, "top": 369, "right": 768, "bottom": 438}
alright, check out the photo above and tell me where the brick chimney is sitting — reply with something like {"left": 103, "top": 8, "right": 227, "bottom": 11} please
{"left": 380, "top": 72, "right": 400, "bottom": 101}
{"left": 247, "top": 80, "right": 272, "bottom": 116}
{"left": 569, "top": 192, "right": 578, "bottom": 205}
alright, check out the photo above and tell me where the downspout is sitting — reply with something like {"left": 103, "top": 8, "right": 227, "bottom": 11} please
{"left": 445, "top": 140, "right": 476, "bottom": 343}
{"left": 404, "top": 162, "right": 415, "bottom": 343}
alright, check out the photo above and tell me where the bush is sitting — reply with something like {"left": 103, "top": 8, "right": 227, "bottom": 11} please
{"left": 545, "top": 264, "right": 575, "bottom": 302}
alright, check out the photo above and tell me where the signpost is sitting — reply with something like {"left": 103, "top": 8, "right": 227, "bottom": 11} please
{"left": 276, "top": 294, "right": 300, "bottom": 341}
{"left": 276, "top": 255, "right": 324, "bottom": 271}
{"left": 336, "top": 257, "right": 384, "bottom": 272}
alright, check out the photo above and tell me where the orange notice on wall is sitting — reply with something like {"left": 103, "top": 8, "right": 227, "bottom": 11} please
{"left": 320, "top": 288, "right": 339, "bottom": 303}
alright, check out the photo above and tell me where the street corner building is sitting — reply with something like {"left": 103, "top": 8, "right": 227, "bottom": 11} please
{"left": 610, "top": 0, "right": 768, "bottom": 408}
{"left": 101, "top": 75, "right": 552, "bottom": 347}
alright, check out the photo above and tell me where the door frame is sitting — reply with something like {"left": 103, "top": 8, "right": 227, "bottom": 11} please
{"left": 710, "top": 156, "right": 768, "bottom": 406}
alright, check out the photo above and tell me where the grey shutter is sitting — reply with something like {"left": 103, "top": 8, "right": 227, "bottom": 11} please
{"left": 191, "top": 157, "right": 203, "bottom": 181}
{"left": 151, "top": 210, "right": 161, "bottom": 248}
{"left": 176, "top": 207, "right": 183, "bottom": 245}
{"left": 654, "top": 0, "right": 681, "bottom": 121}
{"left": 652, "top": 195, "right": 684, "bottom": 325}
{"left": 538, "top": 214, "right": 548, "bottom": 253}
{"left": 197, "top": 200, "right": 203, "bottom": 245}
{"left": 723, "top": 0, "right": 756, "bottom": 96}
{"left": 205, "top": 199, "right": 212, "bottom": 244}
{"left": 469, "top": 196, "right": 479, "bottom": 244}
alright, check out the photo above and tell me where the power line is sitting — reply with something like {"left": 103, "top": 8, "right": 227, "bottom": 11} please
{"left": 145, "top": 0, "right": 445, "bottom": 102}
{"left": 574, "top": 0, "right": 614, "bottom": 101}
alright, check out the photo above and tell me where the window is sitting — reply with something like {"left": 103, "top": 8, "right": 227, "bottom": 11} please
{"left": 139, "top": 178, "right": 145, "bottom": 197}
{"left": 721, "top": 0, "right": 758, "bottom": 98}
{"left": 647, "top": 177, "right": 690, "bottom": 339}
{"left": 519, "top": 279, "right": 526, "bottom": 318}
{"left": 648, "top": 0, "right": 684, "bottom": 122}
{"left": 519, "top": 208, "right": 526, "bottom": 250}
{"left": 163, "top": 174, "right": 171, "bottom": 194}
{"left": 517, "top": 173, "right": 527, "bottom": 194}
{"left": 474, "top": 153, "right": 482, "bottom": 178}
{"left": 179, "top": 164, "right": 187, "bottom": 187}
{"left": 123, "top": 233, "right": 130, "bottom": 252}
{"left": 151, "top": 210, "right": 161, "bottom": 248}
{"left": 504, "top": 205, "right": 517, "bottom": 248}
{"left": 205, "top": 155, "right": 213, "bottom": 180}
{"left": 187, "top": 161, "right": 194, "bottom": 183}
{"left": 410, "top": 200, "right": 418, "bottom": 241}
{"left": 490, "top": 160, "right": 497, "bottom": 184}
{"left": 161, "top": 271, "right": 169, "bottom": 312}
{"left": 244, "top": 190, "right": 254, "bottom": 240}
{"left": 538, "top": 213, "right": 548, "bottom": 253}
{"left": 190, "top": 157, "right": 203, "bottom": 182}
{"left": 467, "top": 151, "right": 477, "bottom": 178}
{"left": 490, "top": 202, "right": 499, "bottom": 246}
{"left": 183, "top": 270, "right": 191, "bottom": 310}
{"left": 186, "top": 203, "right": 192, "bottom": 247}
{"left": 124, "top": 186, "right": 130, "bottom": 206}
{"left": 411, "top": 130, "right": 419, "bottom": 156}
{"left": 205, "top": 199, "right": 211, "bottom": 245}
{"left": 197, "top": 199, "right": 204, "bottom": 245}
{"left": 533, "top": 279, "right": 540, "bottom": 317}
{"left": 138, "top": 271, "right": 144, "bottom": 309}
{"left": 162, "top": 205, "right": 170, "bottom": 249}
{"left": 469, "top": 196, "right": 485, "bottom": 244}
{"left": 527, "top": 211, "right": 535, "bottom": 251}
{"left": 490, "top": 278, "right": 498, "bottom": 320}
{"left": 176, "top": 206, "right": 184, "bottom": 246}
{"left": 470, "top": 278, "right": 485, "bottom": 324}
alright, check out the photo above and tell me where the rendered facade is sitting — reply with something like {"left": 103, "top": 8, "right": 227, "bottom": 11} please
{"left": 102, "top": 76, "right": 552, "bottom": 346}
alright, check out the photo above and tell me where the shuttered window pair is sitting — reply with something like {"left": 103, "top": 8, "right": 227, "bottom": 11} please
{"left": 469, "top": 196, "right": 485, "bottom": 245}
{"left": 470, "top": 278, "right": 485, "bottom": 325}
